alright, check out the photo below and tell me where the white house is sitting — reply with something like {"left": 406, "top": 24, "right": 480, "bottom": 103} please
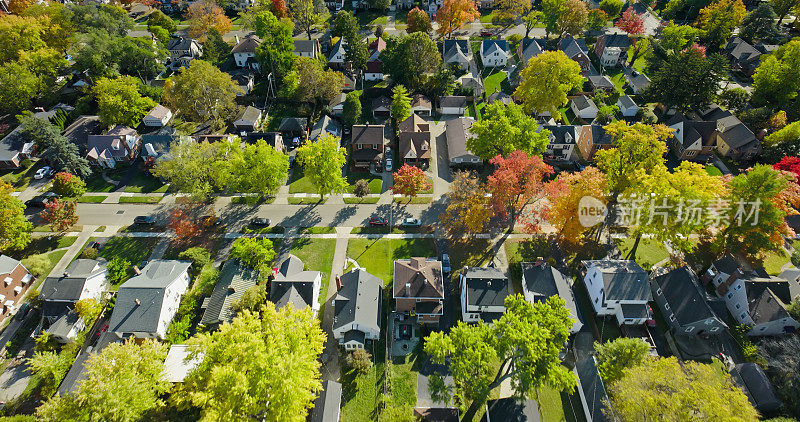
{"left": 438, "top": 96, "right": 468, "bottom": 115}
{"left": 581, "top": 260, "right": 652, "bottom": 325}
{"left": 329, "top": 92, "right": 346, "bottom": 117}
{"left": 442, "top": 39, "right": 472, "bottom": 70}
{"left": 332, "top": 269, "right": 382, "bottom": 350}
{"left": 480, "top": 39, "right": 509, "bottom": 67}
{"left": 328, "top": 39, "right": 346, "bottom": 69}
{"left": 143, "top": 105, "right": 172, "bottom": 127}
{"left": 541, "top": 125, "right": 576, "bottom": 161}
{"left": 570, "top": 95, "right": 599, "bottom": 120}
{"left": 293, "top": 39, "right": 321, "bottom": 59}
{"left": 231, "top": 34, "right": 262, "bottom": 71}
{"left": 617, "top": 95, "right": 639, "bottom": 118}
{"left": 270, "top": 255, "right": 322, "bottom": 313}
{"left": 521, "top": 259, "right": 583, "bottom": 333}
{"left": 39, "top": 258, "right": 108, "bottom": 342}
{"left": 460, "top": 267, "right": 511, "bottom": 323}
{"left": 108, "top": 260, "right": 192, "bottom": 340}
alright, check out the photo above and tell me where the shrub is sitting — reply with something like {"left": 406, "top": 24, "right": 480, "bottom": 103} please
{"left": 106, "top": 257, "right": 131, "bottom": 285}
{"left": 353, "top": 179, "right": 370, "bottom": 198}
{"left": 347, "top": 349, "right": 373, "bottom": 375}
{"left": 231, "top": 284, "right": 268, "bottom": 313}
{"left": 230, "top": 238, "right": 275, "bottom": 272}
{"left": 20, "top": 159, "right": 33, "bottom": 170}
{"left": 178, "top": 247, "right": 211, "bottom": 269}
{"left": 75, "top": 298, "right": 103, "bottom": 322}
{"left": 22, "top": 253, "right": 51, "bottom": 277}
{"left": 81, "top": 247, "right": 99, "bottom": 260}
{"left": 51, "top": 172, "right": 87, "bottom": 197}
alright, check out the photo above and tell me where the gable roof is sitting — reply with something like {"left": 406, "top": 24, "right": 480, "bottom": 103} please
{"left": 482, "top": 39, "right": 509, "bottom": 56}
{"left": 600, "top": 33, "right": 630, "bottom": 49}
{"left": 270, "top": 254, "right": 320, "bottom": 310}
{"left": 235, "top": 106, "right": 262, "bottom": 125}
{"left": 394, "top": 258, "right": 444, "bottom": 299}
{"left": 146, "top": 104, "right": 171, "bottom": 120}
{"left": 521, "top": 262, "right": 581, "bottom": 332}
{"left": 666, "top": 113, "right": 717, "bottom": 148}
{"left": 63, "top": 115, "right": 102, "bottom": 147}
{"left": 443, "top": 39, "right": 470, "bottom": 62}
{"left": 559, "top": 36, "right": 588, "bottom": 59}
{"left": 399, "top": 113, "right": 429, "bottom": 133}
{"left": 329, "top": 92, "right": 347, "bottom": 108}
{"left": 0, "top": 126, "right": 33, "bottom": 163}
{"left": 411, "top": 94, "right": 432, "bottom": 110}
{"left": 445, "top": 117, "right": 477, "bottom": 160}
{"left": 40, "top": 259, "right": 107, "bottom": 302}
{"left": 399, "top": 131, "right": 431, "bottom": 160}
{"left": 333, "top": 269, "right": 382, "bottom": 332}
{"left": 440, "top": 96, "right": 468, "bottom": 108}
{"left": 277, "top": 117, "right": 308, "bottom": 133}
{"left": 368, "top": 37, "right": 386, "bottom": 52}
{"left": 0, "top": 255, "right": 22, "bottom": 275}
{"left": 352, "top": 125, "right": 386, "bottom": 146}
{"left": 293, "top": 39, "right": 319, "bottom": 54}
{"left": 231, "top": 34, "right": 262, "bottom": 54}
{"left": 519, "top": 38, "right": 545, "bottom": 63}
{"left": 311, "top": 115, "right": 342, "bottom": 140}
{"left": 200, "top": 260, "right": 259, "bottom": 326}
{"left": 487, "top": 91, "right": 513, "bottom": 105}
{"left": 716, "top": 115, "right": 757, "bottom": 149}
{"left": 372, "top": 95, "right": 391, "bottom": 111}
{"left": 587, "top": 125, "right": 613, "bottom": 146}
{"left": 575, "top": 356, "right": 611, "bottom": 422}
{"left": 541, "top": 125, "right": 576, "bottom": 144}
{"left": 733, "top": 362, "right": 782, "bottom": 413}
{"left": 587, "top": 75, "right": 615, "bottom": 91}
{"left": 652, "top": 267, "right": 726, "bottom": 327}
{"left": 167, "top": 37, "right": 200, "bottom": 52}
{"left": 310, "top": 380, "right": 342, "bottom": 422}
{"left": 617, "top": 95, "right": 637, "bottom": 109}
{"left": 463, "top": 266, "right": 511, "bottom": 308}
{"left": 582, "top": 260, "right": 651, "bottom": 302}
{"left": 46, "top": 309, "right": 82, "bottom": 340}
{"left": 571, "top": 95, "right": 596, "bottom": 111}
{"left": 328, "top": 38, "right": 346, "bottom": 61}
{"left": 747, "top": 284, "right": 792, "bottom": 325}
{"left": 725, "top": 37, "right": 761, "bottom": 64}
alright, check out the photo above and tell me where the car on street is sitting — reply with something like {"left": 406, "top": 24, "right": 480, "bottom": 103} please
{"left": 441, "top": 253, "right": 451, "bottom": 273}
{"left": 133, "top": 215, "right": 155, "bottom": 225}
{"left": 25, "top": 191, "right": 59, "bottom": 208}
{"left": 251, "top": 217, "right": 271, "bottom": 227}
{"left": 369, "top": 216, "right": 388, "bottom": 226}
{"left": 33, "top": 166, "right": 53, "bottom": 180}
{"left": 480, "top": 30, "right": 494, "bottom": 37}
{"left": 401, "top": 218, "right": 421, "bottom": 227}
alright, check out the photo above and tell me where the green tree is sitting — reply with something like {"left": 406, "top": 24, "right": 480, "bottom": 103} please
{"left": 17, "top": 115, "right": 61, "bottom": 150}
{"left": 718, "top": 87, "right": 751, "bottom": 112}
{"left": 346, "top": 349, "right": 372, "bottom": 375}
{"left": 331, "top": 10, "right": 358, "bottom": 39}
{"left": 75, "top": 298, "right": 103, "bottom": 322}
{"left": 149, "top": 25, "right": 170, "bottom": 45}
{"left": 514, "top": 51, "right": 583, "bottom": 116}
{"left": 496, "top": 0, "right": 532, "bottom": 26}
{"left": 36, "top": 339, "right": 170, "bottom": 422}
{"left": 27, "top": 350, "right": 73, "bottom": 397}
{"left": 67, "top": 3, "right": 133, "bottom": 36}
{"left": 150, "top": 138, "right": 233, "bottom": 197}
{"left": 294, "top": 57, "right": 344, "bottom": 108}
{"left": 230, "top": 237, "right": 276, "bottom": 272}
{"left": 697, "top": 0, "right": 747, "bottom": 50}
{"left": 180, "top": 307, "right": 325, "bottom": 421}
{"left": 541, "top": 0, "right": 566, "bottom": 37}
{"left": 45, "top": 136, "right": 91, "bottom": 178}
{"left": 252, "top": 10, "right": 296, "bottom": 81}
{"left": 759, "top": 337, "right": 800, "bottom": 418}
{"left": 643, "top": 48, "right": 728, "bottom": 112}
{"left": 228, "top": 139, "right": 289, "bottom": 197}
{"left": 391, "top": 84, "right": 412, "bottom": 123}
{"left": 469, "top": 102, "right": 549, "bottom": 159}
{"left": 22, "top": 253, "right": 49, "bottom": 277}
{"left": 599, "top": 0, "right": 623, "bottom": 17}
{"left": 0, "top": 62, "right": 40, "bottom": 114}
{"left": 163, "top": 60, "right": 241, "bottom": 127}
{"left": 345, "top": 38, "right": 369, "bottom": 72}
{"left": 594, "top": 337, "right": 651, "bottom": 385}
{"left": 106, "top": 257, "right": 131, "bottom": 285}
{"left": 587, "top": 9, "right": 609, "bottom": 30}
{"left": 93, "top": 76, "right": 156, "bottom": 128}
{"left": 148, "top": 9, "right": 177, "bottom": 33}
{"left": 406, "top": 7, "right": 433, "bottom": 33}
{"left": 595, "top": 121, "right": 671, "bottom": 197}
{"left": 232, "top": 284, "right": 268, "bottom": 313}
{"left": 381, "top": 33, "right": 442, "bottom": 91}
{"left": 753, "top": 40, "right": 800, "bottom": 106}
{"left": 295, "top": 133, "right": 348, "bottom": 199}
{"left": 657, "top": 23, "right": 704, "bottom": 53}
{"left": 523, "top": 10, "right": 544, "bottom": 37}
{"left": 342, "top": 91, "right": 362, "bottom": 127}
{"left": 425, "top": 295, "right": 576, "bottom": 422}
{"left": 558, "top": 0, "right": 588, "bottom": 36}
{"left": 287, "top": 0, "right": 328, "bottom": 40}
{"left": 201, "top": 28, "right": 231, "bottom": 65}
{"left": 608, "top": 357, "right": 759, "bottom": 421}
{"left": 178, "top": 247, "right": 212, "bottom": 269}
{"left": 772, "top": 0, "right": 800, "bottom": 22}
{"left": 740, "top": 3, "right": 781, "bottom": 43}
{"left": 116, "top": 36, "right": 167, "bottom": 82}
{"left": 0, "top": 181, "right": 32, "bottom": 253}
{"left": 423, "top": 66, "right": 457, "bottom": 99}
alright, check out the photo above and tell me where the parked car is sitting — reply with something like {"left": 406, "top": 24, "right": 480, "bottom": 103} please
{"left": 369, "top": 216, "right": 388, "bottom": 226}
{"left": 480, "top": 30, "right": 494, "bottom": 37}
{"left": 401, "top": 218, "right": 421, "bottom": 227}
{"left": 441, "top": 253, "right": 451, "bottom": 273}
{"left": 87, "top": 241, "right": 102, "bottom": 250}
{"left": 385, "top": 157, "right": 393, "bottom": 172}
{"left": 33, "top": 166, "right": 52, "bottom": 180}
{"left": 25, "top": 192, "right": 58, "bottom": 208}
{"left": 15, "top": 303, "right": 30, "bottom": 321}
{"left": 251, "top": 217, "right": 271, "bottom": 227}
{"left": 133, "top": 216, "right": 155, "bottom": 225}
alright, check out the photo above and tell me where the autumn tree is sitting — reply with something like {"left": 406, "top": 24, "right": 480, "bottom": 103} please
{"left": 594, "top": 337, "right": 651, "bottom": 385}
{"left": 287, "top": 0, "right": 328, "bottom": 40}
{"left": 407, "top": 7, "right": 433, "bottom": 33}
{"left": 50, "top": 172, "right": 86, "bottom": 198}
{"left": 8, "top": 0, "right": 34, "bottom": 14}
{"left": 468, "top": 102, "right": 550, "bottom": 159}
{"left": 587, "top": 9, "right": 608, "bottom": 30}
{"left": 381, "top": 32, "right": 442, "bottom": 91}
{"left": 607, "top": 357, "right": 759, "bottom": 421}
{"left": 179, "top": 307, "right": 325, "bottom": 421}
{"left": 697, "top": 0, "right": 747, "bottom": 50}
{"left": 546, "top": 167, "right": 607, "bottom": 244}
{"left": 774, "top": 156, "right": 800, "bottom": 179}
{"left": 230, "top": 237, "right": 276, "bottom": 272}
{"left": 93, "top": 76, "right": 156, "bottom": 128}
{"left": 163, "top": 60, "right": 241, "bottom": 127}
{"left": 595, "top": 121, "right": 671, "bottom": 198}
{"left": 393, "top": 164, "right": 432, "bottom": 199}
{"left": 0, "top": 181, "right": 32, "bottom": 253}
{"left": 391, "top": 85, "right": 412, "bottom": 123}
{"left": 295, "top": 133, "right": 348, "bottom": 199}
{"left": 185, "top": 0, "right": 232, "bottom": 40}
{"left": 440, "top": 171, "right": 492, "bottom": 236}
{"left": 40, "top": 199, "right": 78, "bottom": 233}
{"left": 615, "top": 8, "right": 645, "bottom": 63}
{"left": 496, "top": 0, "right": 532, "bottom": 26}
{"left": 342, "top": 91, "right": 362, "bottom": 127}
{"left": 487, "top": 151, "right": 554, "bottom": 230}
{"left": 558, "top": 0, "right": 588, "bottom": 36}
{"left": 515, "top": 51, "right": 583, "bottom": 116}
{"left": 167, "top": 203, "right": 203, "bottom": 245}
{"left": 643, "top": 48, "right": 728, "bottom": 112}
{"left": 295, "top": 57, "right": 344, "bottom": 108}
{"left": 435, "top": 0, "right": 480, "bottom": 39}
{"left": 425, "top": 295, "right": 576, "bottom": 422}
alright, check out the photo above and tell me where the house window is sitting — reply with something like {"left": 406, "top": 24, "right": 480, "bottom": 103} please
{"left": 685, "top": 326, "right": 694, "bottom": 333}
{"left": 727, "top": 292, "right": 733, "bottom": 299}
{"left": 656, "top": 288, "right": 662, "bottom": 296}
{"left": 669, "top": 314, "right": 676, "bottom": 322}
{"left": 665, "top": 303, "right": 671, "bottom": 311}
{"left": 735, "top": 303, "right": 741, "bottom": 310}
{"left": 416, "top": 298, "right": 421, "bottom": 302}
{"left": 760, "top": 326, "right": 766, "bottom": 331}
{"left": 740, "top": 312, "right": 747, "bottom": 320}
{"left": 710, "top": 327, "right": 720, "bottom": 332}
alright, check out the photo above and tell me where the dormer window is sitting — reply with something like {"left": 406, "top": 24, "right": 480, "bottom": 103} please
{"left": 421, "top": 144, "right": 428, "bottom": 151}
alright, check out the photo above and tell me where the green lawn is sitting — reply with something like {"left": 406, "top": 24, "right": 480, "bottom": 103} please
{"left": 341, "top": 364, "right": 381, "bottom": 421}
{"left": 122, "top": 170, "right": 168, "bottom": 193}
{"left": 300, "top": 227, "right": 337, "bottom": 234}
{"left": 344, "top": 197, "right": 379, "bottom": 204}
{"left": 83, "top": 172, "right": 116, "bottom": 192}
{"left": 347, "top": 172, "right": 383, "bottom": 194}
{"left": 99, "top": 237, "right": 160, "bottom": 264}
{"left": 393, "top": 196, "right": 432, "bottom": 204}
{"left": 288, "top": 168, "right": 316, "bottom": 194}
{"left": 389, "top": 356, "right": 418, "bottom": 409}
{"left": 346, "top": 238, "right": 437, "bottom": 285}
{"left": 704, "top": 164, "right": 723, "bottom": 176}
{"left": 76, "top": 195, "right": 107, "bottom": 203}
{"left": 606, "top": 69, "right": 628, "bottom": 95}
{"left": 32, "top": 224, "right": 83, "bottom": 232}
{"left": 537, "top": 386, "right": 568, "bottom": 422}
{"left": 483, "top": 71, "right": 508, "bottom": 96}
{"left": 763, "top": 249, "right": 790, "bottom": 275}
{"left": 241, "top": 226, "right": 285, "bottom": 234}
{"left": 289, "top": 238, "right": 336, "bottom": 305}
{"left": 231, "top": 195, "right": 276, "bottom": 205}
{"left": 118, "top": 196, "right": 162, "bottom": 204}
{"left": 1, "top": 163, "right": 41, "bottom": 191}
{"left": 288, "top": 197, "right": 327, "bottom": 205}
{"left": 614, "top": 237, "right": 670, "bottom": 270}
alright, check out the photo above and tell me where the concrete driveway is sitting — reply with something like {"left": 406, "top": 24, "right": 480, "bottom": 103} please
{"left": 0, "top": 336, "right": 34, "bottom": 402}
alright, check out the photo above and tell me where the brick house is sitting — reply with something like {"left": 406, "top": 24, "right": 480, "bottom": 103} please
{"left": 393, "top": 258, "right": 444, "bottom": 325}
{"left": 0, "top": 255, "right": 34, "bottom": 320}
{"left": 351, "top": 125, "right": 387, "bottom": 170}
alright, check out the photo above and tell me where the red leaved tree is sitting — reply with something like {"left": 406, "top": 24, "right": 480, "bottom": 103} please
{"left": 393, "top": 164, "right": 432, "bottom": 200}
{"left": 168, "top": 203, "right": 202, "bottom": 245}
{"left": 487, "top": 151, "right": 553, "bottom": 231}
{"left": 40, "top": 199, "right": 79, "bottom": 233}
{"left": 774, "top": 156, "right": 800, "bottom": 179}
{"left": 616, "top": 8, "right": 646, "bottom": 64}
{"left": 270, "top": 0, "right": 288, "bottom": 18}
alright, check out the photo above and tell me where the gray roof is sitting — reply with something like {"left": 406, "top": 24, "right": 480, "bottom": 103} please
{"left": 652, "top": 267, "right": 724, "bottom": 327}
{"left": 440, "top": 96, "right": 468, "bottom": 108}
{"left": 141, "top": 127, "right": 176, "bottom": 157}
{"left": 521, "top": 262, "right": 581, "bottom": 332}
{"left": 328, "top": 39, "right": 345, "bottom": 62}
{"left": 588, "top": 125, "right": 613, "bottom": 145}
{"left": 588, "top": 75, "right": 615, "bottom": 90}
{"left": 482, "top": 39, "right": 509, "bottom": 56}
{"left": 310, "top": 380, "right": 342, "bottom": 422}
{"left": 617, "top": 95, "right": 636, "bottom": 109}
{"left": 294, "top": 39, "right": 319, "bottom": 54}
{"left": 445, "top": 117, "right": 478, "bottom": 161}
{"left": 541, "top": 125, "right": 576, "bottom": 145}
{"left": 487, "top": 91, "right": 513, "bottom": 105}
{"left": 333, "top": 269, "right": 382, "bottom": 334}
{"left": 235, "top": 106, "right": 262, "bottom": 125}
{"left": 571, "top": 95, "right": 595, "bottom": 111}
{"left": 0, "top": 126, "right": 30, "bottom": 163}
{"left": 666, "top": 113, "right": 717, "bottom": 148}
{"left": 600, "top": 33, "right": 630, "bottom": 49}
{"left": 733, "top": 362, "right": 781, "bottom": 413}
{"left": 583, "top": 260, "right": 651, "bottom": 302}
{"left": 716, "top": 115, "right": 757, "bottom": 149}
{"left": 329, "top": 92, "right": 347, "bottom": 108}
{"left": 575, "top": 356, "right": 610, "bottom": 422}
{"left": 167, "top": 37, "right": 200, "bottom": 52}
{"left": 747, "top": 284, "right": 792, "bottom": 325}
{"left": 40, "top": 259, "right": 107, "bottom": 302}
{"left": 712, "top": 254, "right": 740, "bottom": 275}
{"left": 200, "top": 260, "right": 259, "bottom": 326}
{"left": 0, "top": 255, "right": 21, "bottom": 275}
{"left": 560, "top": 36, "right": 588, "bottom": 59}
{"left": 278, "top": 117, "right": 308, "bottom": 133}
{"left": 46, "top": 309, "right": 81, "bottom": 339}
{"left": 443, "top": 39, "right": 470, "bottom": 62}
{"left": 271, "top": 255, "right": 320, "bottom": 310}
{"left": 483, "top": 397, "right": 540, "bottom": 422}
{"left": 519, "top": 38, "right": 545, "bottom": 63}
{"left": 63, "top": 115, "right": 102, "bottom": 147}
{"left": 310, "top": 115, "right": 342, "bottom": 140}
{"left": 725, "top": 37, "right": 761, "bottom": 64}
{"left": 231, "top": 34, "right": 262, "bottom": 54}
{"left": 463, "top": 267, "right": 510, "bottom": 308}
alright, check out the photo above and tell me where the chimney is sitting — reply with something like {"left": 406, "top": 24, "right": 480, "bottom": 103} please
{"left": 134, "top": 298, "right": 141, "bottom": 306}
{"left": 234, "top": 34, "right": 240, "bottom": 45}
{"left": 133, "top": 266, "right": 141, "bottom": 276}
{"left": 336, "top": 276, "right": 342, "bottom": 291}
{"left": 405, "top": 282, "right": 411, "bottom": 295}
{"left": 535, "top": 257, "right": 544, "bottom": 267}
{"left": 410, "top": 257, "right": 425, "bottom": 268}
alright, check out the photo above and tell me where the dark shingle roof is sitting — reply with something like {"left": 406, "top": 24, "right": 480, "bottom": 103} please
{"left": 278, "top": 117, "right": 308, "bottom": 133}
{"left": 394, "top": 258, "right": 444, "bottom": 299}
{"left": 521, "top": 262, "right": 581, "bottom": 332}
{"left": 583, "top": 260, "right": 651, "bottom": 302}
{"left": 712, "top": 254, "right": 740, "bottom": 275}
{"left": 541, "top": 125, "right": 576, "bottom": 144}
{"left": 482, "top": 397, "right": 540, "bottom": 422}
{"left": 0, "top": 126, "right": 30, "bottom": 163}
{"left": 559, "top": 36, "right": 588, "bottom": 58}
{"left": 747, "top": 285, "right": 791, "bottom": 325}
{"left": 733, "top": 362, "right": 781, "bottom": 413}
{"left": 445, "top": 117, "right": 477, "bottom": 160}
{"left": 310, "top": 380, "right": 342, "bottom": 422}
{"left": 575, "top": 356, "right": 610, "bottom": 422}
{"left": 231, "top": 34, "right": 262, "bottom": 54}
{"left": 600, "top": 33, "right": 630, "bottom": 49}
{"left": 40, "top": 259, "right": 107, "bottom": 302}
{"left": 519, "top": 38, "right": 545, "bottom": 63}
{"left": 440, "top": 96, "right": 468, "bottom": 108}
{"left": 571, "top": 95, "right": 595, "bottom": 111}
{"left": 333, "top": 269, "right": 382, "bottom": 333}
{"left": 463, "top": 267, "right": 510, "bottom": 307}
{"left": 310, "top": 115, "right": 341, "bottom": 140}
{"left": 270, "top": 254, "right": 320, "bottom": 310}
{"left": 653, "top": 267, "right": 724, "bottom": 326}
{"left": 443, "top": 39, "right": 470, "bottom": 62}
{"left": 200, "top": 260, "right": 258, "bottom": 326}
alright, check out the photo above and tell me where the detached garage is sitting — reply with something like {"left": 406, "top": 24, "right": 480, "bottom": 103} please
{"left": 438, "top": 96, "right": 468, "bottom": 115}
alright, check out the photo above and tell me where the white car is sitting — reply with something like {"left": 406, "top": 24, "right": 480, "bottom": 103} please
{"left": 401, "top": 218, "right": 421, "bottom": 227}
{"left": 385, "top": 157, "right": 393, "bottom": 172}
{"left": 34, "top": 166, "right": 52, "bottom": 180}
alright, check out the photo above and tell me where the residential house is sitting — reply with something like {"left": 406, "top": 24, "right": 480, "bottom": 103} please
{"left": 651, "top": 267, "right": 727, "bottom": 336}
{"left": 245, "top": 132, "right": 285, "bottom": 152}
{"left": 703, "top": 254, "right": 800, "bottom": 336}
{"left": 341, "top": 72, "right": 356, "bottom": 91}
{"left": 521, "top": 259, "right": 583, "bottom": 333}
{"left": 332, "top": 268, "right": 382, "bottom": 350}
{"left": 411, "top": 94, "right": 433, "bottom": 116}
{"left": 587, "top": 75, "right": 615, "bottom": 93}
{"left": 438, "top": 96, "right": 468, "bottom": 115}
{"left": 487, "top": 91, "right": 513, "bottom": 105}
{"left": 46, "top": 310, "right": 86, "bottom": 344}
{"left": 394, "top": 257, "right": 444, "bottom": 325}
{"left": 329, "top": 92, "right": 347, "bottom": 117}
{"left": 442, "top": 39, "right": 471, "bottom": 70}
{"left": 595, "top": 34, "right": 630, "bottom": 68}
{"left": 575, "top": 356, "right": 613, "bottom": 422}
{"left": 666, "top": 112, "right": 717, "bottom": 161}
{"left": 86, "top": 126, "right": 141, "bottom": 169}
{"left": 480, "top": 39, "right": 509, "bottom": 67}
{"left": 560, "top": 36, "right": 594, "bottom": 75}
{"left": 576, "top": 124, "right": 613, "bottom": 160}
{"left": 325, "top": 0, "right": 344, "bottom": 9}
{"left": 310, "top": 380, "right": 342, "bottom": 422}
{"left": 270, "top": 254, "right": 322, "bottom": 312}
{"left": 143, "top": 104, "right": 172, "bottom": 127}
{"left": 0, "top": 255, "right": 33, "bottom": 321}
{"left": 108, "top": 260, "right": 192, "bottom": 339}
{"left": 0, "top": 126, "right": 35, "bottom": 170}
{"left": 482, "top": 398, "right": 539, "bottom": 422}
{"left": 517, "top": 38, "right": 545, "bottom": 67}
{"left": 398, "top": 114, "right": 431, "bottom": 168}
{"left": 351, "top": 124, "right": 387, "bottom": 169}
{"left": 459, "top": 267, "right": 511, "bottom": 323}
{"left": 63, "top": 115, "right": 102, "bottom": 150}
{"left": 293, "top": 39, "right": 321, "bottom": 59}
{"left": 700, "top": 105, "right": 761, "bottom": 161}
{"left": 446, "top": 117, "right": 481, "bottom": 166}
{"left": 162, "top": 344, "right": 204, "bottom": 383}
{"left": 141, "top": 126, "right": 177, "bottom": 164}
{"left": 581, "top": 260, "right": 652, "bottom": 325}
{"left": 732, "top": 362, "right": 782, "bottom": 414}
{"left": 233, "top": 106, "right": 262, "bottom": 132}
{"left": 623, "top": 66, "right": 651, "bottom": 94}
{"left": 365, "top": 37, "right": 385, "bottom": 81}
{"left": 725, "top": 37, "right": 763, "bottom": 75}
{"left": 167, "top": 37, "right": 202, "bottom": 70}
{"left": 617, "top": 95, "right": 639, "bottom": 118}
{"left": 372, "top": 96, "right": 391, "bottom": 119}
{"left": 328, "top": 38, "right": 346, "bottom": 69}
{"left": 230, "top": 72, "right": 255, "bottom": 96}
{"left": 310, "top": 115, "right": 342, "bottom": 141}
{"left": 570, "top": 95, "right": 599, "bottom": 120}
{"left": 200, "top": 260, "right": 258, "bottom": 328}
{"left": 278, "top": 117, "right": 308, "bottom": 142}
{"left": 541, "top": 125, "right": 577, "bottom": 161}
{"left": 231, "top": 34, "right": 262, "bottom": 71}
{"left": 40, "top": 259, "right": 108, "bottom": 327}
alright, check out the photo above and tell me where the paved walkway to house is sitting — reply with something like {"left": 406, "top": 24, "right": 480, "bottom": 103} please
{"left": 48, "top": 229, "right": 96, "bottom": 277}
{"left": 147, "top": 238, "right": 171, "bottom": 260}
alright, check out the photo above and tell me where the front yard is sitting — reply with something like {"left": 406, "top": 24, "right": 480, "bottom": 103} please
{"left": 288, "top": 238, "right": 337, "bottom": 305}
{"left": 98, "top": 237, "right": 160, "bottom": 264}
{"left": 614, "top": 237, "right": 670, "bottom": 270}
{"left": 346, "top": 238, "right": 437, "bottom": 286}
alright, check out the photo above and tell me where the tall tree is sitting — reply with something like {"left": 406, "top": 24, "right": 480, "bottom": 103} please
{"left": 643, "top": 48, "right": 728, "bottom": 112}
{"left": 752, "top": 40, "right": 800, "bottom": 106}
{"left": 541, "top": 0, "right": 566, "bottom": 37}
{"left": 167, "top": 202, "right": 204, "bottom": 245}
{"left": 381, "top": 33, "right": 442, "bottom": 91}
{"left": 657, "top": 23, "right": 704, "bottom": 53}
{"left": 772, "top": 0, "right": 800, "bottom": 22}
{"left": 608, "top": 357, "right": 758, "bottom": 421}
{"left": 594, "top": 337, "right": 650, "bottom": 385}
{"left": 51, "top": 172, "right": 87, "bottom": 197}
{"left": 558, "top": 0, "right": 588, "bottom": 36}
{"left": 150, "top": 138, "right": 233, "bottom": 198}
{"left": 185, "top": 0, "right": 233, "bottom": 40}
{"left": 36, "top": 339, "right": 170, "bottom": 422}
{"left": 45, "top": 136, "right": 91, "bottom": 179}
{"left": 393, "top": 164, "right": 431, "bottom": 198}
{"left": 163, "top": 60, "right": 242, "bottom": 127}
{"left": 287, "top": 0, "right": 328, "bottom": 40}
{"left": 435, "top": 0, "right": 480, "bottom": 38}
{"left": 67, "top": 4, "right": 133, "bottom": 36}
{"left": 523, "top": 10, "right": 545, "bottom": 37}
{"left": 0, "top": 181, "right": 32, "bottom": 253}
{"left": 546, "top": 167, "right": 607, "bottom": 244}
{"left": 201, "top": 28, "right": 232, "bottom": 65}
{"left": 0, "top": 63, "right": 39, "bottom": 115}
{"left": 496, "top": 0, "right": 532, "bottom": 27}
{"left": 345, "top": 38, "right": 369, "bottom": 72}
{"left": 599, "top": 0, "right": 623, "bottom": 17}
{"left": 295, "top": 57, "right": 344, "bottom": 108}
{"left": 93, "top": 76, "right": 157, "bottom": 128}
{"left": 148, "top": 9, "right": 177, "bottom": 33}
{"left": 17, "top": 115, "right": 62, "bottom": 150}
{"left": 425, "top": 295, "right": 577, "bottom": 422}
{"left": 487, "top": 151, "right": 554, "bottom": 230}
{"left": 616, "top": 7, "right": 645, "bottom": 35}
{"left": 228, "top": 139, "right": 290, "bottom": 197}
{"left": 406, "top": 7, "right": 433, "bottom": 33}
{"left": 230, "top": 237, "right": 276, "bottom": 271}
{"left": 180, "top": 307, "right": 325, "bottom": 421}
{"left": 391, "top": 85, "right": 412, "bottom": 123}
{"left": 295, "top": 133, "right": 348, "bottom": 199}
{"left": 116, "top": 36, "right": 168, "bottom": 82}
{"left": 515, "top": 51, "right": 583, "bottom": 116}
{"left": 739, "top": 3, "right": 781, "bottom": 43}
{"left": 331, "top": 10, "right": 358, "bottom": 39}
{"left": 41, "top": 199, "right": 78, "bottom": 233}
{"left": 342, "top": 91, "right": 362, "bottom": 127}
{"left": 252, "top": 11, "right": 295, "bottom": 82}
{"left": 440, "top": 171, "right": 492, "bottom": 236}
{"left": 595, "top": 121, "right": 671, "bottom": 197}
{"left": 696, "top": 0, "right": 747, "bottom": 50}
{"left": 469, "top": 103, "right": 549, "bottom": 159}
{"left": 587, "top": 9, "right": 609, "bottom": 30}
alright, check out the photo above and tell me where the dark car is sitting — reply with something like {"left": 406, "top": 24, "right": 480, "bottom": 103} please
{"left": 15, "top": 303, "right": 30, "bottom": 321}
{"left": 25, "top": 191, "right": 59, "bottom": 208}
{"left": 251, "top": 217, "right": 271, "bottom": 227}
{"left": 133, "top": 216, "right": 155, "bottom": 225}
{"left": 480, "top": 30, "right": 494, "bottom": 37}
{"left": 369, "top": 216, "right": 388, "bottom": 226}
{"left": 87, "top": 241, "right": 102, "bottom": 250}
